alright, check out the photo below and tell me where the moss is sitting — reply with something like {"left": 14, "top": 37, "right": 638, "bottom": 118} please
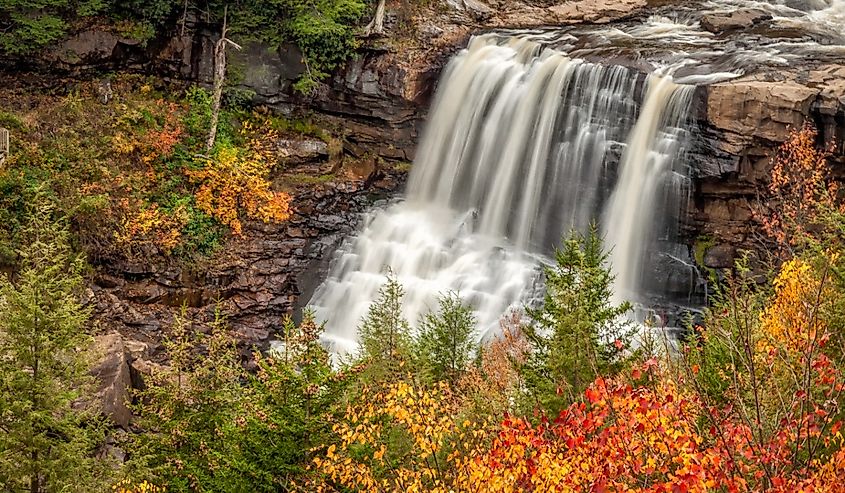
{"left": 392, "top": 161, "right": 413, "bottom": 173}
{"left": 0, "top": 111, "right": 26, "bottom": 132}
{"left": 693, "top": 235, "right": 715, "bottom": 269}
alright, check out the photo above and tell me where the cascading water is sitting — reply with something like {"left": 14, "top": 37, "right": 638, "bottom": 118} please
{"left": 308, "top": 34, "right": 696, "bottom": 354}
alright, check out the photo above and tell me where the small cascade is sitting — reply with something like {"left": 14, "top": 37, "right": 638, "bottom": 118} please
{"left": 308, "top": 34, "right": 696, "bottom": 354}
{"left": 602, "top": 76, "right": 695, "bottom": 305}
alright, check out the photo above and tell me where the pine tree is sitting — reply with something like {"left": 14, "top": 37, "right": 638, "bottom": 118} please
{"left": 356, "top": 275, "right": 412, "bottom": 374}
{"left": 129, "top": 307, "right": 244, "bottom": 492}
{"left": 521, "top": 225, "right": 633, "bottom": 415}
{"left": 0, "top": 199, "right": 110, "bottom": 493}
{"left": 238, "top": 310, "right": 344, "bottom": 490}
{"left": 415, "top": 292, "right": 477, "bottom": 385}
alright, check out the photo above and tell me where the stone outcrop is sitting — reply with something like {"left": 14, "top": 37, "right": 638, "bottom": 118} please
{"left": 92, "top": 164, "right": 404, "bottom": 361}
{"left": 707, "top": 79, "right": 819, "bottom": 146}
{"left": 700, "top": 9, "right": 772, "bottom": 34}
{"left": 688, "top": 65, "right": 845, "bottom": 276}
{"left": 89, "top": 333, "right": 135, "bottom": 429}
{"left": 44, "top": 30, "right": 141, "bottom": 69}
{"left": 548, "top": 0, "right": 646, "bottom": 24}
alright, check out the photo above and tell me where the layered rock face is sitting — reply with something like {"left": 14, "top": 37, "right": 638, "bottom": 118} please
{"left": 692, "top": 66, "right": 845, "bottom": 272}
{"left": 89, "top": 168, "right": 403, "bottom": 366}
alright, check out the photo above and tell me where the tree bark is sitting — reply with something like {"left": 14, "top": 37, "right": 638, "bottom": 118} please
{"left": 205, "top": 7, "right": 228, "bottom": 152}
{"left": 363, "top": 0, "right": 386, "bottom": 37}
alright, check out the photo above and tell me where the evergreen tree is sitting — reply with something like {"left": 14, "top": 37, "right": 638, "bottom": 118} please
{"left": 0, "top": 200, "right": 110, "bottom": 493}
{"left": 415, "top": 292, "right": 477, "bottom": 385}
{"left": 521, "top": 225, "right": 633, "bottom": 415}
{"left": 130, "top": 308, "right": 345, "bottom": 491}
{"left": 356, "top": 274, "right": 412, "bottom": 375}
{"left": 129, "top": 307, "right": 244, "bottom": 492}
{"left": 239, "top": 311, "right": 344, "bottom": 490}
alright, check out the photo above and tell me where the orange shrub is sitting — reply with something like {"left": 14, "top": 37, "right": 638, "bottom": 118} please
{"left": 188, "top": 121, "right": 291, "bottom": 235}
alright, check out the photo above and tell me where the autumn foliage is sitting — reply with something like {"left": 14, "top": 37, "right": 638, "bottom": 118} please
{"left": 188, "top": 120, "right": 292, "bottom": 235}
{"left": 760, "top": 124, "right": 843, "bottom": 251}
{"left": 310, "top": 128, "right": 845, "bottom": 493}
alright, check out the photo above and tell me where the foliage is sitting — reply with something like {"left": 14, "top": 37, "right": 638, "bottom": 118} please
{"left": 0, "top": 79, "right": 306, "bottom": 262}
{"left": 0, "top": 198, "right": 111, "bottom": 493}
{"left": 683, "top": 252, "right": 845, "bottom": 489}
{"left": 759, "top": 124, "right": 844, "bottom": 254}
{"left": 129, "top": 308, "right": 246, "bottom": 492}
{"left": 237, "top": 311, "right": 346, "bottom": 489}
{"left": 459, "top": 312, "right": 530, "bottom": 416}
{"left": 520, "top": 225, "right": 633, "bottom": 414}
{"left": 414, "top": 291, "right": 477, "bottom": 385}
{"left": 464, "top": 365, "right": 845, "bottom": 492}
{"left": 130, "top": 309, "right": 344, "bottom": 491}
{"left": 113, "top": 479, "right": 165, "bottom": 493}
{"left": 0, "top": 0, "right": 366, "bottom": 89}
{"left": 312, "top": 379, "right": 496, "bottom": 493}
{"left": 188, "top": 119, "right": 292, "bottom": 236}
{"left": 0, "top": 1, "right": 70, "bottom": 55}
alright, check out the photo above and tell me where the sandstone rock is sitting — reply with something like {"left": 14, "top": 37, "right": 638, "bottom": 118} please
{"left": 700, "top": 9, "right": 772, "bottom": 34}
{"left": 90, "top": 333, "right": 134, "bottom": 429}
{"left": 277, "top": 139, "right": 329, "bottom": 163}
{"left": 707, "top": 79, "right": 818, "bottom": 143}
{"left": 446, "top": 0, "right": 494, "bottom": 19}
{"left": 47, "top": 30, "right": 129, "bottom": 66}
{"left": 548, "top": 0, "right": 646, "bottom": 24}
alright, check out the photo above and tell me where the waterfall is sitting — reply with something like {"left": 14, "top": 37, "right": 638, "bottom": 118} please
{"left": 602, "top": 77, "right": 694, "bottom": 305}
{"left": 308, "top": 34, "right": 695, "bottom": 354}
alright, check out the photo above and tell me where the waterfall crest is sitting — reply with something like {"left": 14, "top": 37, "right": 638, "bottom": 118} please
{"left": 308, "top": 34, "right": 695, "bottom": 353}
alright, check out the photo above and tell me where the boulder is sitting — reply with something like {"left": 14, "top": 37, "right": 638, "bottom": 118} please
{"left": 277, "top": 139, "right": 329, "bottom": 164}
{"left": 90, "top": 333, "right": 134, "bottom": 429}
{"left": 548, "top": 0, "right": 646, "bottom": 24}
{"left": 700, "top": 9, "right": 772, "bottom": 34}
{"left": 446, "top": 0, "right": 494, "bottom": 19}
{"left": 46, "top": 30, "right": 134, "bottom": 66}
{"left": 707, "top": 78, "right": 818, "bottom": 143}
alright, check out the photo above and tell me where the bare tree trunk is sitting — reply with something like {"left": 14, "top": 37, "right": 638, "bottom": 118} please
{"left": 206, "top": 6, "right": 241, "bottom": 152}
{"left": 30, "top": 450, "right": 39, "bottom": 493}
{"left": 363, "top": 0, "right": 386, "bottom": 36}
{"left": 206, "top": 7, "right": 228, "bottom": 152}
{"left": 180, "top": 0, "right": 189, "bottom": 37}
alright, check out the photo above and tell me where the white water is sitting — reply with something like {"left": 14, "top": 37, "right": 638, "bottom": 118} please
{"left": 603, "top": 77, "right": 694, "bottom": 306}
{"left": 308, "top": 35, "right": 694, "bottom": 354}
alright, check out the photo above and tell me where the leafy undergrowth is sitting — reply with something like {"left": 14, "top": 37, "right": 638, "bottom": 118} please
{"left": 0, "top": 75, "right": 351, "bottom": 266}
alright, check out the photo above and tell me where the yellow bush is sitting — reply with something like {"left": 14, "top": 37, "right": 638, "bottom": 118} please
{"left": 113, "top": 479, "right": 165, "bottom": 493}
{"left": 188, "top": 123, "right": 291, "bottom": 236}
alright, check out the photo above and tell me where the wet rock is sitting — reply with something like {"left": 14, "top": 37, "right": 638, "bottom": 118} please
{"left": 548, "top": 0, "right": 646, "bottom": 24}
{"left": 90, "top": 333, "right": 134, "bottom": 429}
{"left": 704, "top": 244, "right": 737, "bottom": 269}
{"left": 707, "top": 78, "right": 817, "bottom": 143}
{"left": 700, "top": 9, "right": 773, "bottom": 34}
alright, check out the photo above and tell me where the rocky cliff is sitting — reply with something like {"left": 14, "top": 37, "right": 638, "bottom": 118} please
{"left": 693, "top": 67, "right": 845, "bottom": 270}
